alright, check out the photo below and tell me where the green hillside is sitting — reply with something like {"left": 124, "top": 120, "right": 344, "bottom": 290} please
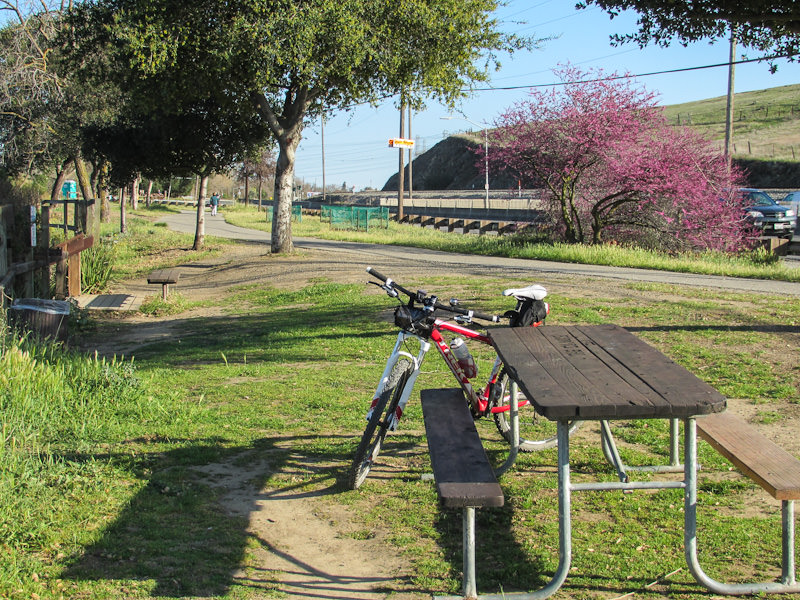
{"left": 662, "top": 83, "right": 800, "bottom": 160}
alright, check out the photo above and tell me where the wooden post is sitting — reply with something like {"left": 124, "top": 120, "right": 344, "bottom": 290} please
{"left": 39, "top": 203, "right": 51, "bottom": 297}
{"left": 21, "top": 206, "right": 35, "bottom": 297}
{"left": 53, "top": 234, "right": 93, "bottom": 299}
{"left": 55, "top": 252, "right": 67, "bottom": 300}
{"left": 68, "top": 252, "right": 81, "bottom": 297}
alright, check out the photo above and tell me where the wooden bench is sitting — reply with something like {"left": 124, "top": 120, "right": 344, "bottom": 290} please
{"left": 693, "top": 411, "right": 800, "bottom": 593}
{"left": 147, "top": 268, "right": 180, "bottom": 301}
{"left": 421, "top": 388, "right": 504, "bottom": 600}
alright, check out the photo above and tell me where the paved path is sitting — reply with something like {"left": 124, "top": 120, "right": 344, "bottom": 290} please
{"left": 160, "top": 210, "right": 800, "bottom": 297}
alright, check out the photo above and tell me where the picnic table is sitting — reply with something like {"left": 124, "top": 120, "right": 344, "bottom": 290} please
{"left": 147, "top": 268, "right": 180, "bottom": 300}
{"left": 483, "top": 324, "right": 800, "bottom": 599}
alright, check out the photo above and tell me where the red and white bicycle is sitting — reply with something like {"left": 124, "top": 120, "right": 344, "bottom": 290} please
{"left": 348, "top": 266, "right": 578, "bottom": 490}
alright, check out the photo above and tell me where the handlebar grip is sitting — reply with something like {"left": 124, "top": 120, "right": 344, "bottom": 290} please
{"left": 365, "top": 266, "right": 388, "bottom": 282}
{"left": 472, "top": 310, "right": 502, "bottom": 323}
{"left": 366, "top": 266, "right": 414, "bottom": 298}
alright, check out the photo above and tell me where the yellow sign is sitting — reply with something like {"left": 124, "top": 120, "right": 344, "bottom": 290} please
{"left": 388, "top": 138, "right": 415, "bottom": 148}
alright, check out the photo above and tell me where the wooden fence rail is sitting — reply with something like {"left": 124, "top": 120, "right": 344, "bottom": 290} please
{"left": 0, "top": 202, "right": 93, "bottom": 310}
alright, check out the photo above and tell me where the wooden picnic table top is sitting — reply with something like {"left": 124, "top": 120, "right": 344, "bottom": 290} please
{"left": 489, "top": 324, "right": 727, "bottom": 421}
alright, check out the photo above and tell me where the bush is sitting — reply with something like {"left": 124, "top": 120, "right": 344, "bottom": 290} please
{"left": 80, "top": 237, "right": 116, "bottom": 293}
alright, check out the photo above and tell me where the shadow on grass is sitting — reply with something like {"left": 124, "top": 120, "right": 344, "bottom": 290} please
{"left": 98, "top": 308, "right": 388, "bottom": 366}
{"left": 60, "top": 434, "right": 357, "bottom": 598}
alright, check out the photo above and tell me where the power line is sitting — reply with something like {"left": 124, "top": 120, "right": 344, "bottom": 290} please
{"left": 470, "top": 53, "right": 796, "bottom": 92}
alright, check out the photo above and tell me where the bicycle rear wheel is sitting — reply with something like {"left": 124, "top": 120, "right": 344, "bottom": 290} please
{"left": 492, "top": 367, "right": 580, "bottom": 451}
{"left": 348, "top": 358, "right": 413, "bottom": 490}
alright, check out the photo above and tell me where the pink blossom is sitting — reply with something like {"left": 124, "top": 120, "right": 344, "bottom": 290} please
{"left": 483, "top": 65, "right": 749, "bottom": 251}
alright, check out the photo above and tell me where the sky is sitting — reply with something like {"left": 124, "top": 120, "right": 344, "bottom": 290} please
{"left": 292, "top": 0, "right": 800, "bottom": 192}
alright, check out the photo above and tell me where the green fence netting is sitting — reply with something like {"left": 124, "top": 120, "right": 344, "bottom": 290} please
{"left": 266, "top": 205, "right": 303, "bottom": 222}
{"left": 321, "top": 205, "right": 389, "bottom": 231}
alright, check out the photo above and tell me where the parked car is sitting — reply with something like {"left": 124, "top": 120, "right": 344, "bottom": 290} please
{"left": 739, "top": 188, "right": 796, "bottom": 238}
{"left": 782, "top": 191, "right": 800, "bottom": 215}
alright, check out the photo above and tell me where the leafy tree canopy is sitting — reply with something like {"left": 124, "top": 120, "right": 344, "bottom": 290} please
{"left": 68, "top": 0, "right": 528, "bottom": 252}
{"left": 578, "top": 0, "right": 800, "bottom": 56}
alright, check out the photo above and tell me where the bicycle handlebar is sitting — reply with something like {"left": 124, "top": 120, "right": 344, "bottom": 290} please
{"left": 366, "top": 266, "right": 501, "bottom": 323}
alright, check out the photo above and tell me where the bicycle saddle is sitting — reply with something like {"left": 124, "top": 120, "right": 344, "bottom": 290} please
{"left": 502, "top": 284, "right": 548, "bottom": 301}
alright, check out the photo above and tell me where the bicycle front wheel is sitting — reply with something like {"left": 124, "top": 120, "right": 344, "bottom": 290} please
{"left": 492, "top": 368, "right": 580, "bottom": 451}
{"left": 348, "top": 358, "right": 413, "bottom": 490}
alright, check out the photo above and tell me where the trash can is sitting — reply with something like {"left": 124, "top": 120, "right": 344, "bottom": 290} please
{"left": 9, "top": 298, "right": 71, "bottom": 341}
{"left": 62, "top": 180, "right": 77, "bottom": 200}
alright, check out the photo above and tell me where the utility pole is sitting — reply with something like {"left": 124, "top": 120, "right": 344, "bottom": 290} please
{"left": 397, "top": 94, "right": 406, "bottom": 221}
{"left": 724, "top": 29, "right": 737, "bottom": 166}
{"left": 321, "top": 114, "right": 326, "bottom": 204}
{"left": 408, "top": 103, "right": 413, "bottom": 202}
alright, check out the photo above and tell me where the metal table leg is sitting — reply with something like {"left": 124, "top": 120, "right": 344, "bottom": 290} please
{"left": 495, "top": 379, "right": 520, "bottom": 477}
{"left": 477, "top": 421, "right": 573, "bottom": 600}
{"left": 684, "top": 417, "right": 800, "bottom": 594}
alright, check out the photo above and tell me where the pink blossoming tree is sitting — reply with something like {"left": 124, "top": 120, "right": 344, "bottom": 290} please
{"left": 487, "top": 66, "right": 751, "bottom": 251}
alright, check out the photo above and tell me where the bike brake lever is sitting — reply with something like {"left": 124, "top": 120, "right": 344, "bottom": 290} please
{"left": 422, "top": 295, "right": 438, "bottom": 313}
{"left": 368, "top": 280, "right": 398, "bottom": 298}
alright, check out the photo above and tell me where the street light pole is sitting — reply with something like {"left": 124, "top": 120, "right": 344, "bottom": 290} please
{"left": 442, "top": 115, "right": 490, "bottom": 210}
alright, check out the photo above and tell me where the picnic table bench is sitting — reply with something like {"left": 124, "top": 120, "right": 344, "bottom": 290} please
{"left": 147, "top": 268, "right": 180, "bottom": 300}
{"left": 421, "top": 388, "right": 504, "bottom": 600}
{"left": 691, "top": 411, "right": 800, "bottom": 594}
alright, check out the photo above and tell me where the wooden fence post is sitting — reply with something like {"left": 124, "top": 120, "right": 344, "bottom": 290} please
{"left": 39, "top": 203, "right": 51, "bottom": 296}
{"left": 0, "top": 207, "right": 8, "bottom": 307}
{"left": 55, "top": 252, "right": 67, "bottom": 300}
{"left": 68, "top": 252, "right": 81, "bottom": 297}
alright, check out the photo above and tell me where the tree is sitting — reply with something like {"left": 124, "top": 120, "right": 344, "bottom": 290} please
{"left": 66, "top": 0, "right": 271, "bottom": 250}
{"left": 0, "top": 1, "right": 125, "bottom": 239}
{"left": 488, "top": 66, "right": 749, "bottom": 251}
{"left": 0, "top": 2, "right": 63, "bottom": 174}
{"left": 579, "top": 0, "right": 800, "bottom": 57}
{"left": 75, "top": 0, "right": 528, "bottom": 253}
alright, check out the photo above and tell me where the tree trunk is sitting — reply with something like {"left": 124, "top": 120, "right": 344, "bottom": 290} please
{"left": 253, "top": 87, "right": 309, "bottom": 254}
{"left": 50, "top": 159, "right": 72, "bottom": 204}
{"left": 271, "top": 134, "right": 301, "bottom": 253}
{"left": 119, "top": 186, "right": 126, "bottom": 234}
{"left": 131, "top": 174, "right": 140, "bottom": 210}
{"left": 98, "top": 161, "right": 110, "bottom": 223}
{"left": 146, "top": 180, "right": 154, "bottom": 207}
{"left": 193, "top": 173, "right": 209, "bottom": 250}
{"left": 244, "top": 175, "right": 250, "bottom": 208}
{"left": 73, "top": 154, "right": 95, "bottom": 236}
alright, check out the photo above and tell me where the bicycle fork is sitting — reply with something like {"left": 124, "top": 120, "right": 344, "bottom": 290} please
{"left": 366, "top": 332, "right": 429, "bottom": 430}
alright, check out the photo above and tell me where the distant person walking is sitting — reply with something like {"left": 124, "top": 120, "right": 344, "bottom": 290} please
{"left": 210, "top": 192, "right": 220, "bottom": 216}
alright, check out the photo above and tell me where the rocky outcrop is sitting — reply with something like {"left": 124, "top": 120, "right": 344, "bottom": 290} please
{"left": 382, "top": 134, "right": 517, "bottom": 191}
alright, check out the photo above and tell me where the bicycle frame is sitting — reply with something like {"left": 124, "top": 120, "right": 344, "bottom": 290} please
{"left": 370, "top": 317, "right": 527, "bottom": 425}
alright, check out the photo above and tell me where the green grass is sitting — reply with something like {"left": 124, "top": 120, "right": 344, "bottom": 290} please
{"left": 222, "top": 204, "right": 800, "bottom": 282}
{"left": 661, "top": 83, "right": 800, "bottom": 160}
{"left": 4, "top": 214, "right": 800, "bottom": 599}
